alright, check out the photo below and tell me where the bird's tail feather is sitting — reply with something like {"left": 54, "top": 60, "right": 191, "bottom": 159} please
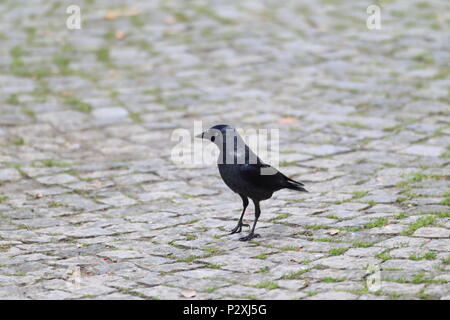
{"left": 285, "top": 178, "right": 308, "bottom": 192}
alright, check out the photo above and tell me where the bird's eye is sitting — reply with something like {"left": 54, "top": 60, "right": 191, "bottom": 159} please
{"left": 211, "top": 136, "right": 216, "bottom": 142}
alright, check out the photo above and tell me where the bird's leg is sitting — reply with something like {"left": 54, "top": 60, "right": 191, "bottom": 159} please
{"left": 230, "top": 195, "right": 250, "bottom": 234}
{"left": 239, "top": 199, "right": 261, "bottom": 241}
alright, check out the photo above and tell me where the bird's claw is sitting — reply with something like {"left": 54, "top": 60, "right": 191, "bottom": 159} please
{"left": 239, "top": 233, "right": 260, "bottom": 241}
{"left": 229, "top": 223, "right": 250, "bottom": 234}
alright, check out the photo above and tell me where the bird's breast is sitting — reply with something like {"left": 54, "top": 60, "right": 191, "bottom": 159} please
{"left": 217, "top": 164, "right": 241, "bottom": 193}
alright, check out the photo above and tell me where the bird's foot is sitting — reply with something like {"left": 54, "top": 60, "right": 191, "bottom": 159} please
{"left": 229, "top": 223, "right": 250, "bottom": 234}
{"left": 239, "top": 233, "right": 260, "bottom": 241}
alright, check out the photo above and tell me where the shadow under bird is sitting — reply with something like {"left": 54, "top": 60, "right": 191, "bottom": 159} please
{"left": 196, "top": 124, "right": 308, "bottom": 241}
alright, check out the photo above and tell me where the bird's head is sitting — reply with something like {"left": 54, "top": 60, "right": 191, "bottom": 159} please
{"left": 195, "top": 124, "right": 235, "bottom": 146}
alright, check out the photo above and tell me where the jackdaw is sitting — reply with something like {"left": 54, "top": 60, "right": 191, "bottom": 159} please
{"left": 196, "top": 124, "right": 307, "bottom": 241}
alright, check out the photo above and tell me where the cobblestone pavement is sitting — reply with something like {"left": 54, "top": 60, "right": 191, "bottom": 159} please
{"left": 0, "top": 0, "right": 449, "bottom": 300}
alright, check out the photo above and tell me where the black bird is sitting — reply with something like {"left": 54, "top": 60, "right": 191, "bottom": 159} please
{"left": 196, "top": 124, "right": 307, "bottom": 241}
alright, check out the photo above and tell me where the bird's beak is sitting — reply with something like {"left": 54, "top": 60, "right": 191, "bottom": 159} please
{"left": 195, "top": 132, "right": 204, "bottom": 139}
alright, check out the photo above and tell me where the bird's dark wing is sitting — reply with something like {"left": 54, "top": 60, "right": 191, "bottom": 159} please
{"left": 239, "top": 163, "right": 288, "bottom": 190}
